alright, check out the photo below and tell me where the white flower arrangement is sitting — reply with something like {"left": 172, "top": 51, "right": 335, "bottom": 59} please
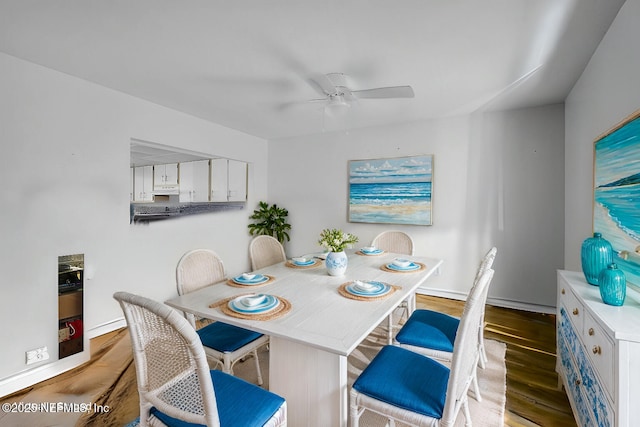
{"left": 318, "top": 228, "right": 359, "bottom": 252}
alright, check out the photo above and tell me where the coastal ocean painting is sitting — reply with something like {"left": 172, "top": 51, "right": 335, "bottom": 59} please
{"left": 349, "top": 155, "right": 432, "bottom": 226}
{"left": 594, "top": 110, "right": 640, "bottom": 290}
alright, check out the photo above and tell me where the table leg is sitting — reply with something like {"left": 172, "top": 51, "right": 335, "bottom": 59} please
{"left": 269, "top": 336, "right": 348, "bottom": 426}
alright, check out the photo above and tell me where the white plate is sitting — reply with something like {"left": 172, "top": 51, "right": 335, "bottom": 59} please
{"left": 228, "top": 294, "right": 280, "bottom": 314}
{"left": 291, "top": 258, "right": 315, "bottom": 266}
{"left": 386, "top": 262, "right": 420, "bottom": 271}
{"left": 232, "top": 274, "right": 269, "bottom": 285}
{"left": 360, "top": 248, "right": 383, "bottom": 255}
{"left": 346, "top": 281, "right": 391, "bottom": 297}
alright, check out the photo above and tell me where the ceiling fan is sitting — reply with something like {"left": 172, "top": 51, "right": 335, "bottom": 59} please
{"left": 306, "top": 73, "right": 414, "bottom": 108}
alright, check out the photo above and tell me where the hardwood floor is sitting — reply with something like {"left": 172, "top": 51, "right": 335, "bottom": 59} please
{"left": 0, "top": 295, "right": 577, "bottom": 426}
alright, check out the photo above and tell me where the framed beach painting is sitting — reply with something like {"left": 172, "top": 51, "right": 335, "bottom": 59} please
{"left": 594, "top": 109, "right": 640, "bottom": 290}
{"left": 348, "top": 154, "right": 433, "bottom": 226}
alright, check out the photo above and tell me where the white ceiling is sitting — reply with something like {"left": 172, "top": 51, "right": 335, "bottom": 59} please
{"left": 0, "top": 0, "right": 626, "bottom": 140}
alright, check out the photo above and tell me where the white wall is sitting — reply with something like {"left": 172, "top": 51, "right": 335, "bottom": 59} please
{"left": 0, "top": 52, "right": 267, "bottom": 388}
{"left": 565, "top": 0, "right": 640, "bottom": 271}
{"left": 268, "top": 104, "right": 564, "bottom": 310}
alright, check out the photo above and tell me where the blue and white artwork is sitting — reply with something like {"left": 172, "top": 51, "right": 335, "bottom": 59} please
{"left": 594, "top": 111, "right": 640, "bottom": 288}
{"left": 348, "top": 155, "right": 433, "bottom": 226}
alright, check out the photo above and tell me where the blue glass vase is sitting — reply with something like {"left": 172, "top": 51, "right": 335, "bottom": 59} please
{"left": 581, "top": 232, "right": 613, "bottom": 285}
{"left": 598, "top": 263, "right": 626, "bottom": 306}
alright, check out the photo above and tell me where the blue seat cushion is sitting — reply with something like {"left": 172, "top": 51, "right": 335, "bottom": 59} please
{"left": 150, "top": 370, "right": 284, "bottom": 427}
{"left": 353, "top": 345, "right": 449, "bottom": 419}
{"left": 395, "top": 309, "right": 459, "bottom": 353}
{"left": 197, "top": 321, "right": 263, "bottom": 353}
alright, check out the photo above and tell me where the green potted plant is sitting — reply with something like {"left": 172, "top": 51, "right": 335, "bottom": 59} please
{"left": 248, "top": 201, "right": 291, "bottom": 243}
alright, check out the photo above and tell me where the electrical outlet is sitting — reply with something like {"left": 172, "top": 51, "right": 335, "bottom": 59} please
{"left": 26, "top": 346, "right": 50, "bottom": 365}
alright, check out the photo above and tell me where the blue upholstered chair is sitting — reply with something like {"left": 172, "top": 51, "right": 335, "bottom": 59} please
{"left": 371, "top": 230, "right": 415, "bottom": 344}
{"left": 176, "top": 249, "right": 269, "bottom": 385}
{"left": 349, "top": 268, "right": 494, "bottom": 427}
{"left": 394, "top": 246, "right": 497, "bottom": 401}
{"left": 114, "top": 291, "right": 286, "bottom": 427}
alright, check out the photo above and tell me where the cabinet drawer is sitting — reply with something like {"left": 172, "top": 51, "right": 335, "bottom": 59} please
{"left": 558, "top": 334, "right": 595, "bottom": 427}
{"left": 559, "top": 308, "right": 614, "bottom": 427}
{"left": 559, "top": 285, "right": 584, "bottom": 332}
{"left": 583, "top": 311, "right": 614, "bottom": 397}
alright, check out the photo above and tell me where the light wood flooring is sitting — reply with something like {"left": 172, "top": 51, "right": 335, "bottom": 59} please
{"left": 0, "top": 295, "right": 576, "bottom": 426}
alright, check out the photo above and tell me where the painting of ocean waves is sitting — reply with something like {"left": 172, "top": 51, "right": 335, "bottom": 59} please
{"left": 349, "top": 155, "right": 432, "bottom": 225}
{"left": 594, "top": 112, "right": 640, "bottom": 288}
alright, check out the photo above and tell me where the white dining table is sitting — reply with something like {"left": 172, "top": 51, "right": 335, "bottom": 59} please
{"left": 165, "top": 250, "right": 443, "bottom": 426}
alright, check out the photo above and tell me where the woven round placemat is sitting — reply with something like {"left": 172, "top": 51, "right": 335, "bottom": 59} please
{"left": 225, "top": 275, "right": 276, "bottom": 288}
{"left": 380, "top": 262, "right": 426, "bottom": 273}
{"left": 285, "top": 259, "right": 322, "bottom": 269}
{"left": 210, "top": 294, "right": 292, "bottom": 321}
{"left": 338, "top": 282, "right": 399, "bottom": 301}
{"left": 355, "top": 250, "right": 386, "bottom": 256}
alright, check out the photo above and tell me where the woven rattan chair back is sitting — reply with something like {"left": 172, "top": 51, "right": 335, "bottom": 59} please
{"left": 176, "top": 249, "right": 226, "bottom": 328}
{"left": 176, "top": 249, "right": 226, "bottom": 294}
{"left": 249, "top": 235, "right": 286, "bottom": 270}
{"left": 114, "top": 291, "right": 219, "bottom": 426}
{"left": 442, "top": 268, "right": 494, "bottom": 424}
{"left": 474, "top": 246, "right": 497, "bottom": 284}
{"left": 475, "top": 246, "right": 497, "bottom": 369}
{"left": 372, "top": 231, "right": 414, "bottom": 256}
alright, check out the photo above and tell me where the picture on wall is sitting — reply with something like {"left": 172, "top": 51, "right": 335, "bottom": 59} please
{"left": 348, "top": 154, "right": 433, "bottom": 226}
{"left": 594, "top": 109, "right": 640, "bottom": 289}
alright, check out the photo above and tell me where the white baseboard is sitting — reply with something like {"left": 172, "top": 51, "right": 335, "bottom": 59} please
{"left": 87, "top": 317, "right": 126, "bottom": 339}
{"left": 0, "top": 351, "right": 89, "bottom": 398}
{"left": 416, "top": 287, "right": 468, "bottom": 301}
{"left": 486, "top": 296, "right": 556, "bottom": 314}
{"left": 416, "top": 287, "right": 556, "bottom": 314}
{"left": 0, "top": 317, "right": 127, "bottom": 399}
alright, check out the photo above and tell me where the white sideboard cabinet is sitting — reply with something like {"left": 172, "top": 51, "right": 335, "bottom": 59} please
{"left": 556, "top": 270, "right": 640, "bottom": 426}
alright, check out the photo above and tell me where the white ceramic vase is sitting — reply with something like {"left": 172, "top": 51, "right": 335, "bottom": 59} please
{"left": 325, "top": 251, "right": 348, "bottom": 276}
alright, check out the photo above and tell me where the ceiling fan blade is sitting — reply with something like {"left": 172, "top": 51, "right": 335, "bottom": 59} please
{"left": 351, "top": 86, "right": 415, "bottom": 99}
{"left": 309, "top": 73, "right": 339, "bottom": 96}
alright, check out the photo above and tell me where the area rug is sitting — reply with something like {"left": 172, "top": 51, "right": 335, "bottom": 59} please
{"left": 126, "top": 323, "right": 506, "bottom": 427}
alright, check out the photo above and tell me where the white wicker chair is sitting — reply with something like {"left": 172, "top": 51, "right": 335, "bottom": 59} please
{"left": 473, "top": 247, "right": 497, "bottom": 368}
{"left": 176, "top": 249, "right": 269, "bottom": 385}
{"left": 113, "top": 291, "right": 287, "bottom": 427}
{"left": 350, "top": 269, "right": 494, "bottom": 427}
{"left": 371, "top": 231, "right": 415, "bottom": 344}
{"left": 394, "top": 246, "right": 497, "bottom": 401}
{"left": 249, "top": 235, "right": 287, "bottom": 271}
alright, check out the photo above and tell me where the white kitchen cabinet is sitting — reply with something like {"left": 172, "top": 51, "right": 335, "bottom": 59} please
{"left": 133, "top": 166, "right": 154, "bottom": 202}
{"left": 179, "top": 160, "right": 210, "bottom": 202}
{"left": 210, "top": 158, "right": 228, "bottom": 202}
{"left": 228, "top": 159, "right": 247, "bottom": 202}
{"left": 556, "top": 270, "right": 640, "bottom": 426}
{"left": 153, "top": 163, "right": 178, "bottom": 193}
{"left": 130, "top": 167, "right": 134, "bottom": 201}
{"left": 210, "top": 158, "right": 247, "bottom": 202}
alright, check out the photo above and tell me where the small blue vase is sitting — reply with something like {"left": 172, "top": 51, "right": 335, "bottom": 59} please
{"left": 598, "top": 263, "right": 626, "bottom": 306}
{"left": 325, "top": 251, "right": 348, "bottom": 276}
{"left": 581, "top": 232, "right": 613, "bottom": 285}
